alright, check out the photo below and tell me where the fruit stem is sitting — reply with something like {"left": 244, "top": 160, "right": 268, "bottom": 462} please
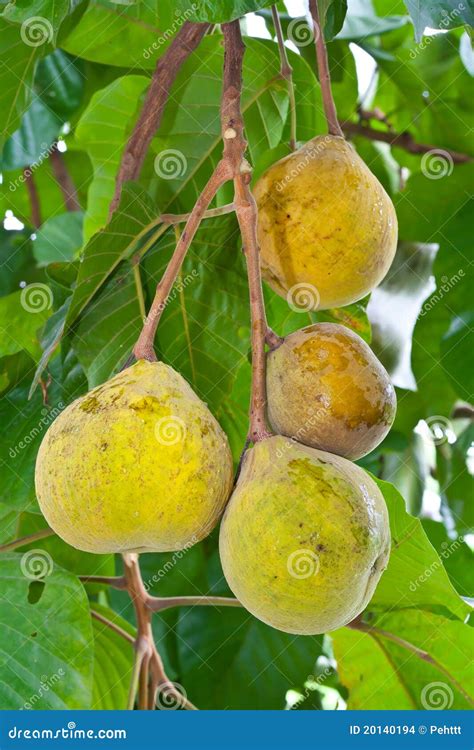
{"left": 271, "top": 5, "right": 297, "bottom": 150}
{"left": 146, "top": 595, "right": 241, "bottom": 612}
{"left": 308, "top": 0, "right": 344, "bottom": 138}
{"left": 133, "top": 159, "right": 233, "bottom": 361}
{"left": 0, "top": 528, "right": 54, "bottom": 553}
{"left": 109, "top": 21, "right": 210, "bottom": 218}
{"left": 160, "top": 203, "right": 236, "bottom": 224}
{"left": 348, "top": 616, "right": 474, "bottom": 706}
{"left": 221, "top": 21, "right": 274, "bottom": 443}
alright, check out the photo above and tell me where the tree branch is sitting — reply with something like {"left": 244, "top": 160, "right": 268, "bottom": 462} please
{"left": 271, "top": 5, "right": 297, "bottom": 150}
{"left": 146, "top": 595, "right": 241, "bottom": 613}
{"left": 0, "top": 528, "right": 54, "bottom": 553}
{"left": 109, "top": 21, "right": 210, "bottom": 218}
{"left": 49, "top": 144, "right": 80, "bottom": 211}
{"left": 308, "top": 0, "right": 343, "bottom": 138}
{"left": 341, "top": 121, "right": 472, "bottom": 163}
{"left": 23, "top": 169, "right": 42, "bottom": 228}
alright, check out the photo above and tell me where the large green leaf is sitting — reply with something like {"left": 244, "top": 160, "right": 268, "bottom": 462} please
{"left": 0, "top": 289, "right": 51, "bottom": 359}
{"left": 75, "top": 74, "right": 150, "bottom": 240}
{"left": 91, "top": 603, "right": 135, "bottom": 710}
{"left": 33, "top": 212, "right": 84, "bottom": 266}
{"left": 1, "top": 97, "right": 61, "bottom": 171}
{"left": 34, "top": 50, "right": 85, "bottom": 119}
{"left": 0, "top": 556, "right": 93, "bottom": 709}
{"left": 0, "top": 19, "right": 47, "bottom": 141}
{"left": 370, "top": 478, "right": 470, "bottom": 621}
{"left": 333, "top": 609, "right": 474, "bottom": 709}
{"left": 2, "top": 0, "right": 72, "bottom": 43}
{"left": 403, "top": 0, "right": 474, "bottom": 41}
{"left": 175, "top": 0, "right": 274, "bottom": 22}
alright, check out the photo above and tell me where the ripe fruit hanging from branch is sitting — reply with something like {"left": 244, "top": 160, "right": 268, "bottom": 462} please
{"left": 253, "top": 136, "right": 398, "bottom": 309}
{"left": 35, "top": 360, "right": 233, "bottom": 554}
{"left": 219, "top": 436, "right": 390, "bottom": 635}
{"left": 266, "top": 323, "right": 396, "bottom": 460}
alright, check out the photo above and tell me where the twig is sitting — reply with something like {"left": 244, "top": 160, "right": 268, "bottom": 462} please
{"left": 271, "top": 5, "right": 297, "bottom": 150}
{"left": 265, "top": 328, "right": 284, "bottom": 349}
{"left": 341, "top": 122, "right": 472, "bottom": 163}
{"left": 133, "top": 159, "right": 232, "bottom": 361}
{"left": 109, "top": 21, "right": 210, "bottom": 218}
{"left": 146, "top": 595, "right": 241, "bottom": 613}
{"left": 348, "top": 617, "right": 474, "bottom": 706}
{"left": 90, "top": 609, "right": 135, "bottom": 644}
{"left": 160, "top": 203, "right": 235, "bottom": 224}
{"left": 49, "top": 144, "right": 80, "bottom": 211}
{"left": 23, "top": 169, "right": 42, "bottom": 228}
{"left": 308, "top": 0, "right": 344, "bottom": 137}
{"left": 0, "top": 528, "right": 54, "bottom": 553}
{"left": 222, "top": 21, "right": 273, "bottom": 442}
{"left": 79, "top": 575, "right": 127, "bottom": 590}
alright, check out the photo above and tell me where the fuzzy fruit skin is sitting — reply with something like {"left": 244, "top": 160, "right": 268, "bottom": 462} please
{"left": 35, "top": 360, "right": 233, "bottom": 554}
{"left": 267, "top": 323, "right": 396, "bottom": 460}
{"left": 219, "top": 436, "right": 390, "bottom": 635}
{"left": 254, "top": 135, "right": 398, "bottom": 309}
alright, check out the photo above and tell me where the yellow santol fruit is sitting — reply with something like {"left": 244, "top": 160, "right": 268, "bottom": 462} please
{"left": 254, "top": 135, "right": 398, "bottom": 309}
{"left": 35, "top": 360, "right": 233, "bottom": 554}
{"left": 267, "top": 323, "right": 396, "bottom": 460}
{"left": 219, "top": 436, "right": 390, "bottom": 635}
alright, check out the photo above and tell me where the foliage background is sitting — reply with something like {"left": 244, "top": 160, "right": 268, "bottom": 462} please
{"left": 0, "top": 0, "right": 472, "bottom": 711}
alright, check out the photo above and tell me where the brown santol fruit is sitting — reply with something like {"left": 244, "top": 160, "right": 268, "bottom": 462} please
{"left": 267, "top": 323, "right": 396, "bottom": 460}
{"left": 253, "top": 135, "right": 398, "bottom": 309}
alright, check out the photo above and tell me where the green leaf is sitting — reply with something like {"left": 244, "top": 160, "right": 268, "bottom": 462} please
{"left": 91, "top": 603, "right": 135, "bottom": 710}
{"left": 33, "top": 212, "right": 84, "bottom": 266}
{"left": 0, "top": 555, "right": 93, "bottom": 709}
{"left": 370, "top": 478, "right": 470, "bottom": 621}
{"left": 338, "top": 13, "right": 408, "bottom": 38}
{"left": 437, "top": 423, "right": 474, "bottom": 535}
{"left": 403, "top": 0, "right": 474, "bottom": 41}
{"left": 1, "top": 97, "right": 61, "bottom": 171}
{"left": 0, "top": 19, "right": 47, "bottom": 142}
{"left": 2, "top": 0, "right": 72, "bottom": 43}
{"left": 0, "top": 288, "right": 51, "bottom": 359}
{"left": 333, "top": 609, "right": 474, "bottom": 709}
{"left": 175, "top": 0, "right": 274, "bottom": 23}
{"left": 34, "top": 50, "right": 85, "bottom": 119}
{"left": 421, "top": 519, "right": 473, "bottom": 597}
{"left": 0, "top": 228, "right": 44, "bottom": 297}
{"left": 177, "top": 606, "right": 323, "bottom": 709}
{"left": 75, "top": 74, "right": 150, "bottom": 240}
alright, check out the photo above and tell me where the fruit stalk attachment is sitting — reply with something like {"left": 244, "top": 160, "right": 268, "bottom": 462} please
{"left": 309, "top": 0, "right": 344, "bottom": 138}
